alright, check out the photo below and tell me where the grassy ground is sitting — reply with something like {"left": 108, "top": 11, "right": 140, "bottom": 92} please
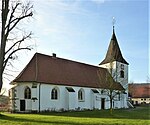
{"left": 0, "top": 106, "right": 150, "bottom": 125}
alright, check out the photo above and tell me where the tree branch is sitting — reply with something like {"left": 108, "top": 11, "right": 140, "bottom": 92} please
{"left": 3, "top": 47, "right": 31, "bottom": 71}
{"left": 3, "top": 72, "right": 14, "bottom": 77}
{"left": 7, "top": 12, "right": 33, "bottom": 33}
{"left": 3, "top": 76, "right": 11, "bottom": 82}
{"left": 5, "top": 2, "right": 33, "bottom": 36}
{"left": 5, "top": 2, "right": 20, "bottom": 35}
{"left": 5, "top": 32, "right": 32, "bottom": 55}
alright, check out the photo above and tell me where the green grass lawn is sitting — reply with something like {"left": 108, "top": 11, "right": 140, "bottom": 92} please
{"left": 0, "top": 106, "right": 150, "bottom": 125}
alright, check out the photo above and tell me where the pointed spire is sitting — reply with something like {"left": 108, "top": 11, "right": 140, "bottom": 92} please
{"left": 100, "top": 26, "right": 128, "bottom": 65}
{"left": 111, "top": 17, "right": 117, "bottom": 41}
{"left": 113, "top": 26, "right": 115, "bottom": 34}
{"left": 112, "top": 17, "right": 115, "bottom": 34}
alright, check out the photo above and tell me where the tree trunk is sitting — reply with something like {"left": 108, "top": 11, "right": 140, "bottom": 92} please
{"left": 0, "top": 26, "right": 6, "bottom": 92}
{"left": 0, "top": 75, "right": 2, "bottom": 93}
{"left": 110, "top": 99, "right": 113, "bottom": 109}
{"left": 110, "top": 94, "right": 113, "bottom": 114}
{"left": 0, "top": 0, "right": 9, "bottom": 92}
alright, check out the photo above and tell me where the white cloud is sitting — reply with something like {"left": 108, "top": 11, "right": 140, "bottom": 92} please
{"left": 30, "top": 0, "right": 106, "bottom": 59}
{"left": 32, "top": 0, "right": 97, "bottom": 44}
{"left": 33, "top": 1, "right": 85, "bottom": 33}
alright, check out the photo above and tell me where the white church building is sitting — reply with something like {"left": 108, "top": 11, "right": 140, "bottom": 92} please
{"left": 9, "top": 28, "right": 130, "bottom": 112}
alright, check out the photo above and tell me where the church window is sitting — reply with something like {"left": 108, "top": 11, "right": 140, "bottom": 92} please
{"left": 120, "top": 70, "right": 124, "bottom": 78}
{"left": 51, "top": 88, "right": 58, "bottom": 100}
{"left": 24, "top": 86, "right": 31, "bottom": 99}
{"left": 78, "top": 89, "right": 84, "bottom": 101}
{"left": 121, "top": 64, "right": 124, "bottom": 70}
{"left": 101, "top": 89, "right": 105, "bottom": 94}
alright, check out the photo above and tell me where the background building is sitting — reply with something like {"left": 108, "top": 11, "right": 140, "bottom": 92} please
{"left": 128, "top": 83, "right": 150, "bottom": 105}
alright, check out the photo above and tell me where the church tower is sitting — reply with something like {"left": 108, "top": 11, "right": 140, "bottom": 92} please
{"left": 99, "top": 27, "right": 129, "bottom": 89}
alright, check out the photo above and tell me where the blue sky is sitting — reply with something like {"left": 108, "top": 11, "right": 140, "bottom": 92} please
{"left": 3, "top": 0, "right": 149, "bottom": 90}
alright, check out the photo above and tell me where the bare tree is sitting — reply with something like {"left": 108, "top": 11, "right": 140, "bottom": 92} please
{"left": 98, "top": 61, "right": 127, "bottom": 114}
{"left": 0, "top": 0, "right": 33, "bottom": 92}
{"left": 146, "top": 76, "right": 150, "bottom": 83}
{"left": 128, "top": 82, "right": 134, "bottom": 98}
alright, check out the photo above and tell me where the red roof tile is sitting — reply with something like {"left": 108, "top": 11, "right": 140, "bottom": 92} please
{"left": 13, "top": 53, "right": 124, "bottom": 90}
{"left": 129, "top": 84, "right": 150, "bottom": 98}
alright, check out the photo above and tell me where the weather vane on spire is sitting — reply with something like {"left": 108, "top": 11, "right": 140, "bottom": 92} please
{"left": 112, "top": 17, "right": 116, "bottom": 30}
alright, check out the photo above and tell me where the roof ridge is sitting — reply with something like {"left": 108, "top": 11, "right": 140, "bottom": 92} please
{"left": 36, "top": 52, "right": 104, "bottom": 69}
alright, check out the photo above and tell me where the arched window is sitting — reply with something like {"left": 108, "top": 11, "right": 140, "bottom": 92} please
{"left": 120, "top": 70, "right": 124, "bottom": 78}
{"left": 78, "top": 89, "right": 84, "bottom": 101}
{"left": 24, "top": 86, "right": 31, "bottom": 99}
{"left": 120, "top": 64, "right": 124, "bottom": 70}
{"left": 51, "top": 88, "right": 58, "bottom": 100}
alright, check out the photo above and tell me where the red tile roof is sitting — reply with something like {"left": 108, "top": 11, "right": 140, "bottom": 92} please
{"left": 13, "top": 53, "right": 124, "bottom": 90}
{"left": 129, "top": 84, "right": 150, "bottom": 98}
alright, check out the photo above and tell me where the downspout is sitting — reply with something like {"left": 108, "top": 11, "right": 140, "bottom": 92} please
{"left": 39, "top": 83, "right": 41, "bottom": 112}
{"left": 35, "top": 53, "right": 41, "bottom": 112}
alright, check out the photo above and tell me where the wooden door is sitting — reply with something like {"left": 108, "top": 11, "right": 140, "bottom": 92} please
{"left": 101, "top": 98, "right": 105, "bottom": 109}
{"left": 20, "top": 100, "right": 25, "bottom": 111}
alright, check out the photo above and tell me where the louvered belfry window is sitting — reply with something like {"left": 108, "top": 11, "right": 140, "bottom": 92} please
{"left": 120, "top": 70, "right": 124, "bottom": 78}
